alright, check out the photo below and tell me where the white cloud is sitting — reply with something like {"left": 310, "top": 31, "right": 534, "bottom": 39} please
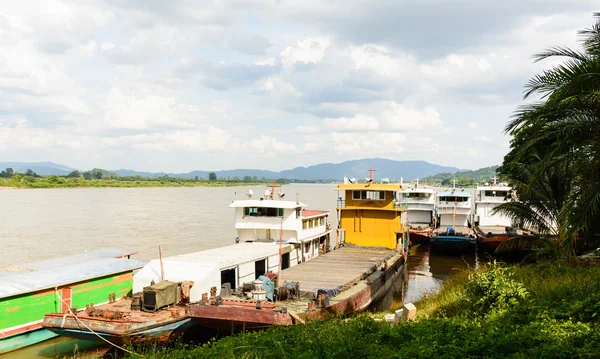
{"left": 325, "top": 114, "right": 380, "bottom": 131}
{"left": 475, "top": 135, "right": 492, "bottom": 143}
{"left": 102, "top": 88, "right": 203, "bottom": 130}
{"left": 380, "top": 102, "right": 443, "bottom": 131}
{"left": 249, "top": 135, "right": 300, "bottom": 154}
{"left": 295, "top": 125, "right": 320, "bottom": 134}
{"left": 331, "top": 132, "right": 407, "bottom": 156}
{"left": 0, "top": 1, "right": 596, "bottom": 171}
{"left": 280, "top": 37, "right": 332, "bottom": 68}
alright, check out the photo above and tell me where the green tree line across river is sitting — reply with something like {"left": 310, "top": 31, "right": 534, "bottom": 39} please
{"left": 0, "top": 167, "right": 288, "bottom": 188}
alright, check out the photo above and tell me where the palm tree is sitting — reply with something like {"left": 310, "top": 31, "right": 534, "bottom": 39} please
{"left": 499, "top": 13, "right": 600, "bottom": 255}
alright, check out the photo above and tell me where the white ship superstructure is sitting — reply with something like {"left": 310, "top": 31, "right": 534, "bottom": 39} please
{"left": 230, "top": 187, "right": 332, "bottom": 267}
{"left": 399, "top": 181, "right": 436, "bottom": 228}
{"left": 436, "top": 190, "right": 472, "bottom": 227}
{"left": 474, "top": 176, "right": 512, "bottom": 227}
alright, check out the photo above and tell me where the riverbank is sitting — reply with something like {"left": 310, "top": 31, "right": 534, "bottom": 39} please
{"left": 114, "top": 262, "right": 600, "bottom": 358}
{"left": 0, "top": 177, "right": 269, "bottom": 189}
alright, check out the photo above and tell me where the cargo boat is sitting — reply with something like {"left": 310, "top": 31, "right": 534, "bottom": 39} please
{"left": 43, "top": 186, "right": 333, "bottom": 344}
{"left": 0, "top": 249, "right": 143, "bottom": 354}
{"left": 473, "top": 177, "right": 521, "bottom": 252}
{"left": 186, "top": 171, "right": 409, "bottom": 331}
{"left": 431, "top": 187, "right": 476, "bottom": 252}
{"left": 398, "top": 180, "right": 436, "bottom": 245}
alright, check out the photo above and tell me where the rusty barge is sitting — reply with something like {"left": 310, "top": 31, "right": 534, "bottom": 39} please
{"left": 186, "top": 172, "right": 410, "bottom": 331}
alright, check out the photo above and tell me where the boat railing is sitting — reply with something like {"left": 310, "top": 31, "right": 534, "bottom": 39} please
{"left": 336, "top": 199, "right": 346, "bottom": 208}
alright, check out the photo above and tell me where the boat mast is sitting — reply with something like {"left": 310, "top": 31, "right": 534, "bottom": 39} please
{"left": 277, "top": 220, "right": 283, "bottom": 288}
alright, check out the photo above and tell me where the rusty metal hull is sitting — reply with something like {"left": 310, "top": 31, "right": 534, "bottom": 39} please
{"left": 409, "top": 228, "right": 432, "bottom": 245}
{"left": 187, "top": 253, "right": 405, "bottom": 332}
{"left": 44, "top": 317, "right": 195, "bottom": 345}
{"left": 186, "top": 305, "right": 293, "bottom": 332}
{"left": 42, "top": 302, "right": 199, "bottom": 345}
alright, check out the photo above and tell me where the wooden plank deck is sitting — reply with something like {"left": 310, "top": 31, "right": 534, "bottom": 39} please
{"left": 279, "top": 247, "right": 394, "bottom": 294}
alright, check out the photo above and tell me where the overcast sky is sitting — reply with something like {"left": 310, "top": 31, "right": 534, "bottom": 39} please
{"left": 0, "top": 1, "right": 597, "bottom": 172}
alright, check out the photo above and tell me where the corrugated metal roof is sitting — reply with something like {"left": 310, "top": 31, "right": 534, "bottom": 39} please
{"left": 0, "top": 248, "right": 137, "bottom": 276}
{"left": 437, "top": 192, "right": 471, "bottom": 197}
{"left": 0, "top": 258, "right": 145, "bottom": 299}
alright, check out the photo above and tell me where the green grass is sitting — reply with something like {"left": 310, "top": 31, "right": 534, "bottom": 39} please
{"left": 0, "top": 177, "right": 264, "bottom": 189}
{"left": 111, "top": 263, "right": 600, "bottom": 359}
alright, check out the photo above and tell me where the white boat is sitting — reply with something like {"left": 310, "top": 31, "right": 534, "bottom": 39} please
{"left": 474, "top": 176, "right": 513, "bottom": 228}
{"left": 398, "top": 179, "right": 436, "bottom": 244}
{"left": 229, "top": 186, "right": 332, "bottom": 266}
{"left": 431, "top": 185, "right": 476, "bottom": 252}
{"left": 474, "top": 176, "right": 519, "bottom": 251}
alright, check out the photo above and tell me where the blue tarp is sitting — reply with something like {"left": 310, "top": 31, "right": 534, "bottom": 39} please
{"left": 258, "top": 275, "right": 275, "bottom": 301}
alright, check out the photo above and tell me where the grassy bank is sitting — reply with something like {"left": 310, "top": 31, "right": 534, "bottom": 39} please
{"left": 0, "top": 177, "right": 266, "bottom": 189}
{"left": 116, "top": 263, "right": 600, "bottom": 359}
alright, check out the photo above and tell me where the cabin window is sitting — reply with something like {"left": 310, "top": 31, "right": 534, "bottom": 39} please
{"left": 281, "top": 253, "right": 290, "bottom": 270}
{"left": 352, "top": 190, "right": 385, "bottom": 201}
{"left": 302, "top": 220, "right": 308, "bottom": 229}
{"left": 319, "top": 217, "right": 325, "bottom": 226}
{"left": 254, "top": 259, "right": 266, "bottom": 279}
{"left": 296, "top": 208, "right": 301, "bottom": 218}
{"left": 407, "top": 192, "right": 429, "bottom": 198}
{"left": 221, "top": 268, "right": 236, "bottom": 289}
{"left": 243, "top": 207, "right": 284, "bottom": 217}
{"left": 439, "top": 196, "right": 469, "bottom": 202}
{"left": 484, "top": 190, "right": 506, "bottom": 197}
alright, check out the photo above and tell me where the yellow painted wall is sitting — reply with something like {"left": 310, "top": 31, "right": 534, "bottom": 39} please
{"left": 339, "top": 209, "right": 401, "bottom": 249}
{"left": 341, "top": 189, "right": 396, "bottom": 211}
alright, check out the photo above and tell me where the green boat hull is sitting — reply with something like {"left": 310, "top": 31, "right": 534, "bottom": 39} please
{"left": 0, "top": 328, "right": 58, "bottom": 354}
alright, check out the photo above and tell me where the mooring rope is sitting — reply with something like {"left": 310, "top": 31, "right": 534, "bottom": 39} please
{"left": 54, "top": 287, "right": 144, "bottom": 357}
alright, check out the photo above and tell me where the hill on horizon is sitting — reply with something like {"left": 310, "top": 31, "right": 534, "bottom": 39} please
{"left": 0, "top": 158, "right": 465, "bottom": 181}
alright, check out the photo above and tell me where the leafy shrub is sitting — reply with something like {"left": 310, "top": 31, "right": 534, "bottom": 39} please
{"left": 464, "top": 263, "right": 528, "bottom": 316}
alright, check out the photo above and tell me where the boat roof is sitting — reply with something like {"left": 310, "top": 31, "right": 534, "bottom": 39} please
{"left": 400, "top": 187, "right": 435, "bottom": 193}
{"left": 229, "top": 199, "right": 307, "bottom": 209}
{"left": 476, "top": 186, "right": 511, "bottom": 191}
{"left": 336, "top": 183, "right": 403, "bottom": 191}
{"left": 0, "top": 248, "right": 137, "bottom": 276}
{"left": 437, "top": 191, "right": 471, "bottom": 197}
{"left": 301, "top": 209, "right": 329, "bottom": 218}
{"left": 0, "top": 257, "right": 145, "bottom": 299}
{"left": 163, "top": 242, "right": 283, "bottom": 269}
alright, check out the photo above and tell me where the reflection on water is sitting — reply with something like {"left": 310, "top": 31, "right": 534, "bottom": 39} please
{"left": 405, "top": 243, "right": 478, "bottom": 304}
{"left": 0, "top": 336, "right": 106, "bottom": 359}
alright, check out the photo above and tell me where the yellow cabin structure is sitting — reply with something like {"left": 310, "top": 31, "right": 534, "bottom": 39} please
{"left": 336, "top": 183, "right": 407, "bottom": 250}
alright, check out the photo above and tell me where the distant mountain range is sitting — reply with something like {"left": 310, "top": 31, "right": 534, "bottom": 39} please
{"left": 0, "top": 159, "right": 465, "bottom": 181}
{"left": 0, "top": 162, "right": 76, "bottom": 176}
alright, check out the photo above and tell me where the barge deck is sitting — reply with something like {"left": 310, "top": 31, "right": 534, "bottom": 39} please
{"left": 279, "top": 246, "right": 395, "bottom": 295}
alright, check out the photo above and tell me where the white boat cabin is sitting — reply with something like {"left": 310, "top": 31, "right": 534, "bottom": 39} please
{"left": 399, "top": 185, "right": 436, "bottom": 228}
{"left": 133, "top": 243, "right": 286, "bottom": 302}
{"left": 436, "top": 191, "right": 472, "bottom": 227}
{"left": 230, "top": 196, "right": 331, "bottom": 266}
{"left": 475, "top": 181, "right": 512, "bottom": 227}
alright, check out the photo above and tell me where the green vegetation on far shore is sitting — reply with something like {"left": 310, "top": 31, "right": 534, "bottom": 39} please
{"left": 0, "top": 168, "right": 288, "bottom": 189}
{"left": 114, "top": 262, "right": 600, "bottom": 359}
{"left": 420, "top": 165, "right": 500, "bottom": 187}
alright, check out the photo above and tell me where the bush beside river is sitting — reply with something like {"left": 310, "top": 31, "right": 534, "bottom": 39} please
{"left": 113, "top": 262, "right": 600, "bottom": 359}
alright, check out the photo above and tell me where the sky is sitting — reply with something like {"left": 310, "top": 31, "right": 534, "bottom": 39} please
{"left": 0, "top": 1, "right": 597, "bottom": 172}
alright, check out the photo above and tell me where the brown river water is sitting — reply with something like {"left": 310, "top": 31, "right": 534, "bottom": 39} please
{"left": 0, "top": 185, "right": 477, "bottom": 358}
